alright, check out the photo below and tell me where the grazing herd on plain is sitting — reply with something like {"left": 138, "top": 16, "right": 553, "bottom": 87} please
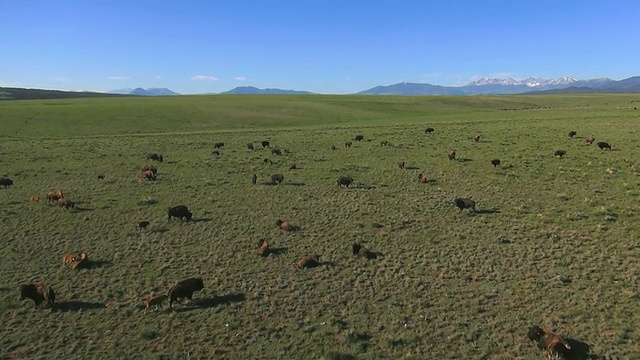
{"left": 2, "top": 126, "right": 612, "bottom": 358}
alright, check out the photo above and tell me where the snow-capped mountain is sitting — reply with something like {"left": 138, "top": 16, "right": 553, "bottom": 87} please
{"left": 466, "top": 77, "right": 579, "bottom": 87}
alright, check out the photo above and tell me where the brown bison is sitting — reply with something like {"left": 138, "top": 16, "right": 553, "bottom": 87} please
{"left": 139, "top": 170, "right": 157, "bottom": 181}
{"left": 354, "top": 135, "right": 364, "bottom": 141}
{"left": 271, "top": 173, "right": 284, "bottom": 184}
{"left": 597, "top": 141, "right": 612, "bottom": 150}
{"left": 491, "top": 159, "right": 501, "bottom": 167}
{"left": 447, "top": 149, "right": 456, "bottom": 160}
{"left": 585, "top": 136, "right": 595, "bottom": 144}
{"left": 344, "top": 141, "right": 352, "bottom": 148}
{"left": 568, "top": 130, "right": 577, "bottom": 138}
{"left": 527, "top": 325, "right": 572, "bottom": 357}
{"left": 271, "top": 148, "right": 282, "bottom": 156}
{"left": 398, "top": 161, "right": 405, "bottom": 169}
{"left": 20, "top": 282, "right": 55, "bottom": 309}
{"left": 168, "top": 277, "right": 204, "bottom": 309}
{"left": 62, "top": 253, "right": 76, "bottom": 265}
{"left": 418, "top": 173, "right": 428, "bottom": 183}
{"left": 247, "top": 143, "right": 254, "bottom": 150}
{"left": 138, "top": 221, "right": 151, "bottom": 230}
{"left": 252, "top": 173, "right": 257, "bottom": 185}
{"left": 261, "top": 140, "right": 270, "bottom": 148}
{"left": 70, "top": 252, "right": 89, "bottom": 270}
{"left": 352, "top": 243, "right": 378, "bottom": 260}
{"left": 337, "top": 175, "right": 354, "bottom": 188}
{"left": 473, "top": 134, "right": 481, "bottom": 142}
{"left": 141, "top": 164, "right": 157, "bottom": 175}
{"left": 0, "top": 177, "right": 13, "bottom": 188}
{"left": 31, "top": 195, "right": 40, "bottom": 202}
{"left": 214, "top": 142, "right": 225, "bottom": 149}
{"left": 144, "top": 294, "right": 168, "bottom": 313}
{"left": 46, "top": 190, "right": 64, "bottom": 203}
{"left": 147, "top": 153, "right": 163, "bottom": 162}
{"left": 276, "top": 219, "right": 293, "bottom": 231}
{"left": 297, "top": 254, "right": 321, "bottom": 269}
{"left": 58, "top": 198, "right": 75, "bottom": 209}
{"left": 168, "top": 205, "right": 192, "bottom": 222}
{"left": 454, "top": 197, "right": 476, "bottom": 212}
{"left": 257, "top": 239, "right": 270, "bottom": 257}
{"left": 380, "top": 140, "right": 389, "bottom": 146}
{"left": 554, "top": 150, "right": 566, "bottom": 158}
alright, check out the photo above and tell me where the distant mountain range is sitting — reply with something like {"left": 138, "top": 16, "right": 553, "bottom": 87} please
{"left": 220, "top": 86, "right": 313, "bottom": 95}
{"left": 107, "top": 87, "right": 180, "bottom": 96}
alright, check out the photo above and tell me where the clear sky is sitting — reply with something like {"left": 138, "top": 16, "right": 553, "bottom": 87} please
{"left": 1, "top": 1, "right": 639, "bottom": 94}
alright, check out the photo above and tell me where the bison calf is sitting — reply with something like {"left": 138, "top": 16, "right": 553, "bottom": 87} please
{"left": 0, "top": 177, "right": 13, "bottom": 188}
{"left": 31, "top": 195, "right": 40, "bottom": 202}
{"left": 418, "top": 173, "right": 428, "bottom": 183}
{"left": 527, "top": 325, "right": 572, "bottom": 356}
{"left": 454, "top": 197, "right": 476, "bottom": 212}
{"left": 276, "top": 219, "right": 293, "bottom": 231}
{"left": 144, "top": 294, "right": 168, "bottom": 313}
{"left": 168, "top": 205, "right": 193, "bottom": 222}
{"left": 585, "top": 136, "right": 596, "bottom": 144}
{"left": 597, "top": 141, "right": 612, "bottom": 150}
{"left": 20, "top": 282, "right": 55, "bottom": 309}
{"left": 257, "top": 239, "right": 270, "bottom": 257}
{"left": 447, "top": 149, "right": 456, "bottom": 161}
{"left": 169, "top": 277, "right": 204, "bottom": 309}
{"left": 297, "top": 254, "right": 321, "bottom": 269}
{"left": 57, "top": 198, "right": 75, "bottom": 209}
{"left": 568, "top": 130, "right": 577, "bottom": 138}
{"left": 62, "top": 253, "right": 76, "bottom": 265}
{"left": 46, "top": 190, "right": 64, "bottom": 203}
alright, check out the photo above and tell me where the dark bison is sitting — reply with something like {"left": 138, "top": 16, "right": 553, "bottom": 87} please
{"left": 352, "top": 243, "right": 377, "bottom": 260}
{"left": 568, "top": 130, "right": 577, "bottom": 138}
{"left": 527, "top": 325, "right": 572, "bottom": 357}
{"left": 168, "top": 277, "right": 204, "bottom": 309}
{"left": 398, "top": 161, "right": 405, "bottom": 169}
{"left": 147, "top": 153, "right": 164, "bottom": 162}
{"left": 138, "top": 221, "right": 151, "bottom": 230}
{"left": 331, "top": 145, "right": 336, "bottom": 150}
{"left": 454, "top": 197, "right": 476, "bottom": 212}
{"left": 271, "top": 148, "right": 282, "bottom": 156}
{"left": 252, "top": 173, "right": 257, "bottom": 185}
{"left": 297, "top": 254, "right": 321, "bottom": 269}
{"left": 168, "top": 205, "right": 193, "bottom": 222}
{"left": 141, "top": 164, "right": 158, "bottom": 175}
{"left": 554, "top": 150, "right": 566, "bottom": 158}
{"left": 354, "top": 135, "right": 364, "bottom": 141}
{"left": 47, "top": 190, "right": 64, "bottom": 203}
{"left": 380, "top": 140, "right": 389, "bottom": 146}
{"left": 491, "top": 159, "right": 501, "bottom": 167}
{"left": 344, "top": 141, "right": 352, "bottom": 148}
{"left": 97, "top": 175, "right": 105, "bottom": 180}
{"left": 246, "top": 143, "right": 254, "bottom": 151}
{"left": 257, "top": 239, "right": 270, "bottom": 257}
{"left": 139, "top": 170, "right": 157, "bottom": 181}
{"left": 597, "top": 141, "right": 612, "bottom": 150}
{"left": 212, "top": 150, "right": 220, "bottom": 156}
{"left": 473, "top": 134, "right": 481, "bottom": 142}
{"left": 447, "top": 149, "right": 456, "bottom": 161}
{"left": 0, "top": 177, "right": 14, "bottom": 188}
{"left": 337, "top": 175, "right": 354, "bottom": 188}
{"left": 214, "top": 142, "right": 225, "bottom": 149}
{"left": 425, "top": 127, "right": 435, "bottom": 134}
{"left": 263, "top": 158, "right": 273, "bottom": 164}
{"left": 20, "top": 282, "right": 55, "bottom": 309}
{"left": 585, "top": 136, "right": 596, "bottom": 144}
{"left": 271, "top": 173, "right": 284, "bottom": 184}
{"left": 418, "top": 173, "right": 428, "bottom": 183}
{"left": 261, "top": 140, "right": 270, "bottom": 148}
{"left": 57, "top": 198, "right": 75, "bottom": 209}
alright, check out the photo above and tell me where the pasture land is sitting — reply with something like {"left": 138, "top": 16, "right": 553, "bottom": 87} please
{"left": 1, "top": 94, "right": 639, "bottom": 359}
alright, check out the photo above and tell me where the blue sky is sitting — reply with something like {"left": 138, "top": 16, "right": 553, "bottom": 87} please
{"left": 1, "top": 1, "right": 639, "bottom": 94}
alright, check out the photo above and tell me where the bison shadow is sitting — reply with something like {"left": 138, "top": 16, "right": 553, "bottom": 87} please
{"left": 261, "top": 182, "right": 283, "bottom": 186}
{"left": 192, "top": 218, "right": 214, "bottom": 223}
{"left": 54, "top": 300, "right": 106, "bottom": 312}
{"left": 73, "top": 206, "right": 95, "bottom": 212}
{"left": 564, "top": 338, "right": 599, "bottom": 360}
{"left": 78, "top": 259, "right": 113, "bottom": 269}
{"left": 284, "top": 182, "right": 305, "bottom": 186}
{"left": 174, "top": 293, "right": 246, "bottom": 312}
{"left": 269, "top": 247, "right": 289, "bottom": 255}
{"left": 404, "top": 165, "right": 420, "bottom": 170}
{"left": 150, "top": 227, "right": 170, "bottom": 234}
{"left": 474, "top": 208, "right": 501, "bottom": 214}
{"left": 457, "top": 158, "right": 473, "bottom": 163}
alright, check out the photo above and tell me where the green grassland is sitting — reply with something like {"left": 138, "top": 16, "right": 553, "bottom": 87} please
{"left": 0, "top": 94, "right": 639, "bottom": 359}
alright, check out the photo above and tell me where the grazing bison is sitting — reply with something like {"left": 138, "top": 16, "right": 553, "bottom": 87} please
{"left": 97, "top": 175, "right": 105, "bottom": 180}
{"left": 491, "top": 159, "right": 501, "bottom": 167}
{"left": 62, "top": 254, "right": 76, "bottom": 265}
{"left": 31, "top": 195, "right": 40, "bottom": 202}
{"left": 57, "top": 198, "right": 75, "bottom": 209}
{"left": 246, "top": 143, "right": 254, "bottom": 151}
{"left": 276, "top": 219, "right": 293, "bottom": 231}
{"left": 252, "top": 173, "right": 257, "bottom": 185}
{"left": 344, "top": 141, "right": 352, "bottom": 148}
{"left": 257, "top": 239, "right": 270, "bottom": 257}
{"left": 554, "top": 150, "right": 566, "bottom": 158}
{"left": 425, "top": 127, "right": 435, "bottom": 134}
{"left": 141, "top": 164, "right": 157, "bottom": 175}
{"left": 211, "top": 150, "right": 220, "bottom": 156}
{"left": 418, "top": 173, "right": 428, "bottom": 183}
{"left": 585, "top": 136, "right": 596, "bottom": 144}
{"left": 271, "top": 173, "right": 284, "bottom": 184}
{"left": 261, "top": 140, "right": 270, "bottom": 148}
{"left": 398, "top": 161, "right": 405, "bottom": 169}
{"left": 138, "top": 221, "right": 151, "bottom": 230}
{"left": 331, "top": 145, "right": 336, "bottom": 150}
{"left": 568, "top": 130, "right": 577, "bottom": 138}
{"left": 0, "top": 177, "right": 13, "bottom": 188}
{"left": 271, "top": 148, "right": 282, "bottom": 156}
{"left": 47, "top": 190, "right": 64, "bottom": 203}
{"left": 447, "top": 149, "right": 456, "bottom": 161}
{"left": 297, "top": 254, "right": 321, "bottom": 269}
{"left": 168, "top": 205, "right": 193, "bottom": 222}
{"left": 70, "top": 252, "right": 89, "bottom": 270}
{"left": 597, "top": 141, "right": 612, "bottom": 150}
{"left": 214, "top": 142, "right": 225, "bottom": 149}
{"left": 144, "top": 294, "right": 168, "bottom": 313}
{"left": 337, "top": 175, "right": 354, "bottom": 188}
{"left": 147, "top": 153, "right": 163, "bottom": 162}
{"left": 454, "top": 197, "right": 476, "bottom": 212}
{"left": 289, "top": 164, "right": 297, "bottom": 170}
{"left": 139, "top": 170, "right": 157, "bottom": 181}
{"left": 473, "top": 134, "right": 481, "bottom": 142}
{"left": 354, "top": 135, "right": 364, "bottom": 141}
{"left": 352, "top": 243, "right": 377, "bottom": 260}
{"left": 168, "top": 277, "right": 204, "bottom": 309}
{"left": 20, "top": 282, "right": 55, "bottom": 309}
{"left": 380, "top": 140, "right": 389, "bottom": 146}
{"left": 527, "top": 325, "right": 572, "bottom": 356}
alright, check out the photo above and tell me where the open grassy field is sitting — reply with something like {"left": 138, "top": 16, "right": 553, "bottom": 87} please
{"left": 1, "top": 94, "right": 639, "bottom": 359}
